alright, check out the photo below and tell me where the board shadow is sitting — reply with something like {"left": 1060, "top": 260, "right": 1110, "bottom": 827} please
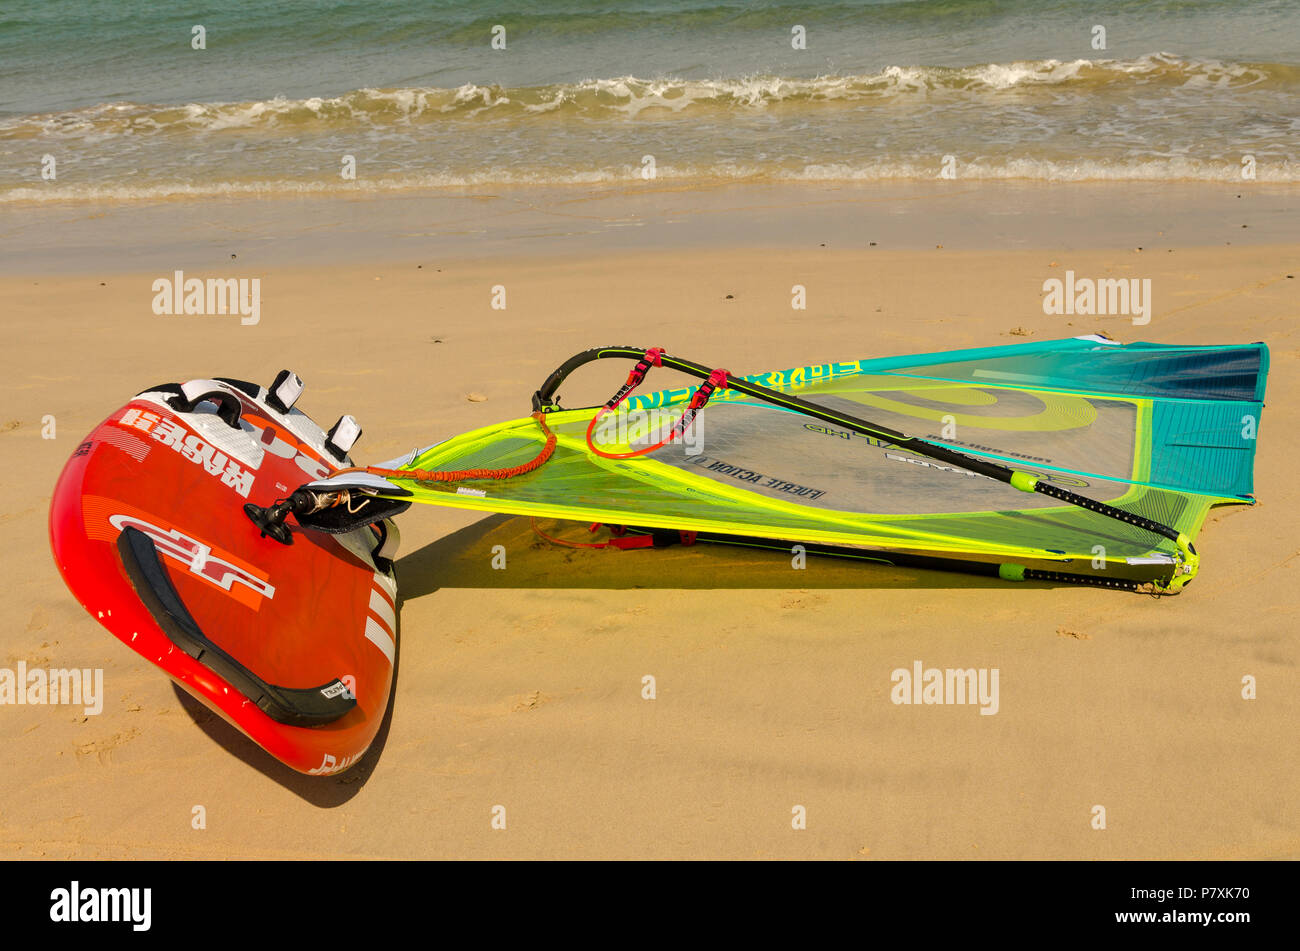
{"left": 170, "top": 604, "right": 402, "bottom": 807}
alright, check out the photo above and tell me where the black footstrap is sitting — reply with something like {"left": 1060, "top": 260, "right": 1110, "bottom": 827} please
{"left": 116, "top": 527, "right": 357, "bottom": 726}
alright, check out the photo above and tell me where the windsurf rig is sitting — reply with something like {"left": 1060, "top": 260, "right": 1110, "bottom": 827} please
{"left": 248, "top": 336, "right": 1268, "bottom": 594}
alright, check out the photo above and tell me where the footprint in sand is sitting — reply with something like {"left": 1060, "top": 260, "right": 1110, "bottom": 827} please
{"left": 75, "top": 727, "right": 141, "bottom": 765}
{"left": 510, "top": 690, "right": 551, "bottom": 713}
{"left": 9, "top": 646, "right": 53, "bottom": 666}
{"left": 592, "top": 605, "right": 648, "bottom": 631}
{"left": 779, "top": 590, "right": 824, "bottom": 610}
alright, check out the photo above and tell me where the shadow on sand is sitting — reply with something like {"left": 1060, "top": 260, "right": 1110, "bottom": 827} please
{"left": 172, "top": 512, "right": 1065, "bottom": 802}
{"left": 395, "top": 513, "right": 1028, "bottom": 601}
{"left": 171, "top": 598, "right": 404, "bottom": 808}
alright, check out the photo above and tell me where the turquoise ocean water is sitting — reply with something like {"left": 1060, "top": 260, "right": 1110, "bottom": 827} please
{"left": 1, "top": 0, "right": 1297, "bottom": 200}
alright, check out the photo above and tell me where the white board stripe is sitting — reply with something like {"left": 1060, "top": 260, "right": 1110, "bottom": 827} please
{"left": 372, "top": 569, "right": 397, "bottom": 602}
{"left": 364, "top": 617, "right": 396, "bottom": 666}
{"left": 99, "top": 427, "right": 151, "bottom": 461}
{"left": 368, "top": 588, "right": 396, "bottom": 633}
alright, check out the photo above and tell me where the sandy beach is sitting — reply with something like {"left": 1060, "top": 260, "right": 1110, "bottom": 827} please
{"left": 1, "top": 180, "right": 1296, "bottom": 858}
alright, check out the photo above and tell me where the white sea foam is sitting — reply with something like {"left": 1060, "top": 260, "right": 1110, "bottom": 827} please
{"left": 1, "top": 53, "right": 1287, "bottom": 138}
{"left": 3, "top": 52, "right": 1293, "bottom": 202}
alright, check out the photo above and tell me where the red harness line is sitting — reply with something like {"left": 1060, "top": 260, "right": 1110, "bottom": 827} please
{"left": 335, "top": 412, "right": 557, "bottom": 483}
{"left": 587, "top": 349, "right": 729, "bottom": 460}
{"left": 530, "top": 519, "right": 699, "bottom": 551}
{"left": 330, "top": 348, "right": 728, "bottom": 498}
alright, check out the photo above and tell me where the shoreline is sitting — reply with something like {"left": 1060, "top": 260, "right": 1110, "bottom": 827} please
{"left": 2, "top": 180, "right": 1296, "bottom": 277}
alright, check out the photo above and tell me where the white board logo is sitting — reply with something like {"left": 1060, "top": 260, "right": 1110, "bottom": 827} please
{"left": 117, "top": 407, "right": 255, "bottom": 497}
{"left": 307, "top": 750, "right": 364, "bottom": 775}
{"left": 110, "top": 514, "right": 275, "bottom": 604}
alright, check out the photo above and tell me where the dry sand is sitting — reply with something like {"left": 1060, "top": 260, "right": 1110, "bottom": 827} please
{"left": 1, "top": 184, "right": 1297, "bottom": 858}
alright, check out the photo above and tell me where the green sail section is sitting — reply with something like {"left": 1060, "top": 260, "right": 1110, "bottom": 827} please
{"left": 376, "top": 338, "right": 1267, "bottom": 576}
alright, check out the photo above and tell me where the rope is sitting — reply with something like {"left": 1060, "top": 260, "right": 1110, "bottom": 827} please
{"left": 587, "top": 364, "right": 729, "bottom": 460}
{"left": 531, "top": 518, "right": 613, "bottom": 550}
{"left": 530, "top": 518, "right": 654, "bottom": 550}
{"left": 336, "top": 412, "right": 557, "bottom": 484}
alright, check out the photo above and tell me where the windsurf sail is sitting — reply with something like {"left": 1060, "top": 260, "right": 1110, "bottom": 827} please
{"left": 276, "top": 337, "right": 1268, "bottom": 593}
